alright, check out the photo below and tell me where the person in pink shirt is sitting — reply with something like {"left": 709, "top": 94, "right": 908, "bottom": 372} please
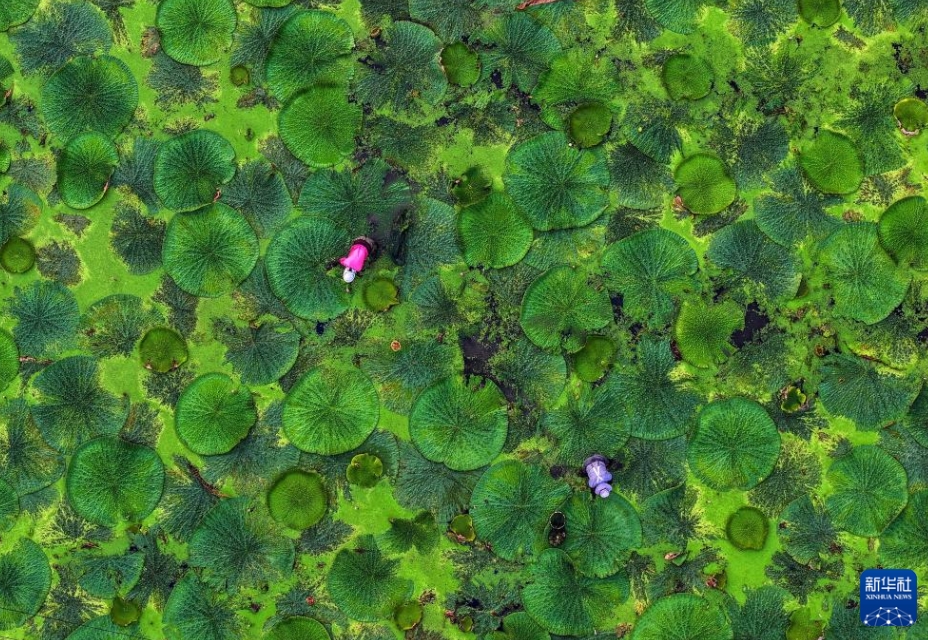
{"left": 338, "top": 237, "right": 374, "bottom": 283}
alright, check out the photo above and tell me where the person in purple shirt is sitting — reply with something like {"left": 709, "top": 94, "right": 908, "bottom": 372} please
{"left": 583, "top": 454, "right": 612, "bottom": 498}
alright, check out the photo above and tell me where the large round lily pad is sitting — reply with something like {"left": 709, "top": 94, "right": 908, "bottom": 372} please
{"left": 409, "top": 377, "right": 507, "bottom": 471}
{"left": 559, "top": 491, "right": 642, "bottom": 578}
{"left": 688, "top": 398, "right": 780, "bottom": 491}
{"left": 611, "top": 339, "right": 700, "bottom": 440}
{"left": 0, "top": 539, "right": 51, "bottom": 630}
{"left": 880, "top": 489, "right": 928, "bottom": 570}
{"left": 819, "top": 223, "right": 909, "bottom": 325}
{"left": 57, "top": 132, "right": 118, "bottom": 210}
{"left": 504, "top": 132, "right": 609, "bottom": 231}
{"left": 458, "top": 192, "right": 533, "bottom": 268}
{"left": 674, "top": 153, "right": 737, "bottom": 214}
{"left": 674, "top": 300, "right": 743, "bottom": 368}
{"left": 520, "top": 265, "right": 612, "bottom": 352}
{"left": 162, "top": 203, "right": 259, "bottom": 298}
{"left": 522, "top": 548, "right": 628, "bottom": 636}
{"left": 327, "top": 534, "right": 413, "bottom": 622}
{"left": 156, "top": 0, "right": 237, "bottom": 66}
{"left": 601, "top": 228, "right": 698, "bottom": 328}
{"left": 153, "top": 130, "right": 236, "bottom": 212}
{"left": 188, "top": 497, "right": 294, "bottom": 589}
{"left": 30, "top": 355, "right": 129, "bottom": 454}
{"left": 65, "top": 436, "right": 165, "bottom": 527}
{"left": 175, "top": 373, "right": 257, "bottom": 455}
{"left": 878, "top": 195, "right": 928, "bottom": 269}
{"left": 818, "top": 354, "right": 920, "bottom": 431}
{"left": 0, "top": 0, "right": 39, "bottom": 32}
{"left": 41, "top": 55, "right": 138, "bottom": 141}
{"left": 282, "top": 367, "right": 380, "bottom": 455}
{"left": 266, "top": 10, "right": 355, "bottom": 102}
{"left": 799, "top": 0, "right": 841, "bottom": 26}
{"left": 267, "top": 617, "right": 330, "bottom": 640}
{"left": 631, "top": 593, "right": 732, "bottom": 640}
{"left": 279, "top": 87, "right": 361, "bottom": 168}
{"left": 825, "top": 445, "right": 907, "bottom": 537}
{"left": 798, "top": 130, "right": 864, "bottom": 195}
{"left": 265, "top": 216, "right": 350, "bottom": 321}
{"left": 267, "top": 469, "right": 327, "bottom": 531}
{"left": 470, "top": 460, "right": 571, "bottom": 561}
{"left": 662, "top": 53, "right": 712, "bottom": 100}
{"left": 541, "top": 382, "right": 628, "bottom": 466}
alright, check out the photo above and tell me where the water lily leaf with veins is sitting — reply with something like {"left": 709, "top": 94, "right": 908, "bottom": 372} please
{"left": 505, "top": 132, "right": 609, "bottom": 231}
{"left": 162, "top": 203, "right": 259, "bottom": 298}
{"left": 602, "top": 228, "right": 698, "bottom": 328}
{"left": 409, "top": 376, "right": 508, "bottom": 471}
{"left": 65, "top": 436, "right": 165, "bottom": 527}
{"left": 519, "top": 265, "right": 612, "bottom": 352}
{"left": 522, "top": 548, "right": 628, "bottom": 636}
{"left": 0, "top": 539, "right": 51, "bottom": 630}
{"left": 470, "top": 460, "right": 570, "bottom": 561}
{"left": 825, "top": 445, "right": 908, "bottom": 537}
{"left": 820, "top": 223, "right": 909, "bottom": 325}
{"left": 327, "top": 534, "right": 413, "bottom": 622}
{"left": 153, "top": 130, "right": 236, "bottom": 212}
{"left": 631, "top": 593, "right": 732, "bottom": 640}
{"left": 41, "top": 55, "right": 138, "bottom": 140}
{"left": 156, "top": 0, "right": 237, "bottom": 66}
{"left": 265, "top": 10, "right": 355, "bottom": 102}
{"left": 283, "top": 366, "right": 380, "bottom": 455}
{"left": 687, "top": 398, "right": 780, "bottom": 491}
{"left": 57, "top": 132, "right": 118, "bottom": 210}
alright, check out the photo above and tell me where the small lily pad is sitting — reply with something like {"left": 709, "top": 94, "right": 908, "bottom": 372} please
{"left": 441, "top": 42, "right": 480, "bottom": 87}
{"left": 451, "top": 166, "right": 492, "bottom": 206}
{"left": 393, "top": 601, "right": 423, "bottom": 630}
{"left": 449, "top": 514, "right": 476, "bottom": 542}
{"left": 347, "top": 453, "right": 384, "bottom": 487}
{"left": 573, "top": 336, "right": 616, "bottom": 382}
{"left": 364, "top": 278, "right": 399, "bottom": 312}
{"left": 568, "top": 102, "right": 612, "bottom": 148}
{"left": 139, "top": 327, "right": 188, "bottom": 373}
{"left": 725, "top": 506, "right": 769, "bottom": 550}
{"left": 894, "top": 97, "right": 928, "bottom": 134}
{"left": 0, "top": 236, "right": 35, "bottom": 273}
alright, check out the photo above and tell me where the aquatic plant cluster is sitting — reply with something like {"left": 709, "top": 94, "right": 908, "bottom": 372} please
{"left": 0, "top": 0, "right": 927, "bottom": 638}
